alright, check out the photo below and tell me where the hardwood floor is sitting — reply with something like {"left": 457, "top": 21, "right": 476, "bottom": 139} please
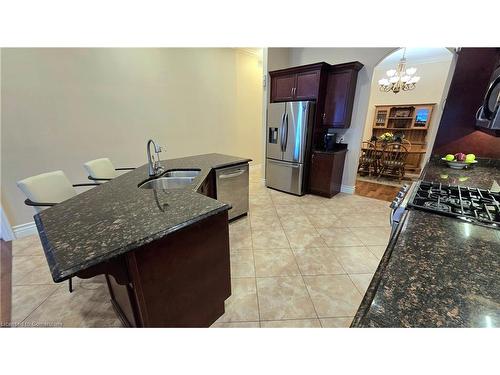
{"left": 0, "top": 239, "right": 12, "bottom": 326}
{"left": 355, "top": 179, "right": 401, "bottom": 202}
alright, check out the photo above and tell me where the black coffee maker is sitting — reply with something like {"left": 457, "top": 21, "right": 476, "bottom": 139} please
{"left": 324, "top": 129, "right": 337, "bottom": 151}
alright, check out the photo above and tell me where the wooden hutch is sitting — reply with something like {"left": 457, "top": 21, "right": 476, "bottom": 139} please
{"left": 371, "top": 103, "right": 435, "bottom": 172}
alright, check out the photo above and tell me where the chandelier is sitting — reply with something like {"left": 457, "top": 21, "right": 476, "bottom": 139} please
{"left": 378, "top": 48, "right": 420, "bottom": 93}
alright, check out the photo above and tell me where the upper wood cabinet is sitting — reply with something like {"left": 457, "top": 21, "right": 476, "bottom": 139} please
{"left": 271, "top": 74, "right": 296, "bottom": 101}
{"left": 321, "top": 62, "right": 363, "bottom": 128}
{"left": 295, "top": 70, "right": 321, "bottom": 100}
{"left": 269, "top": 63, "right": 327, "bottom": 102}
{"left": 269, "top": 61, "right": 363, "bottom": 129}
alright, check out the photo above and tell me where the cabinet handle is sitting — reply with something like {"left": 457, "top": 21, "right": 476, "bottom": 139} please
{"left": 322, "top": 113, "right": 326, "bottom": 120}
{"left": 268, "top": 159, "right": 300, "bottom": 168}
{"left": 291, "top": 87, "right": 294, "bottom": 97}
{"left": 293, "top": 87, "right": 296, "bottom": 96}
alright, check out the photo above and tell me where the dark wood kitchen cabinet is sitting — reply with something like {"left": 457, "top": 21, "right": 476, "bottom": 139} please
{"left": 321, "top": 62, "right": 364, "bottom": 128}
{"left": 271, "top": 74, "right": 296, "bottom": 101}
{"left": 196, "top": 170, "right": 216, "bottom": 198}
{"left": 80, "top": 211, "right": 231, "bottom": 327}
{"left": 308, "top": 148, "right": 348, "bottom": 198}
{"left": 269, "top": 63, "right": 327, "bottom": 102}
{"left": 295, "top": 70, "right": 321, "bottom": 100}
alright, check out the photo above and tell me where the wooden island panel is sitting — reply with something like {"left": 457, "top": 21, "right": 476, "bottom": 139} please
{"left": 78, "top": 211, "right": 231, "bottom": 328}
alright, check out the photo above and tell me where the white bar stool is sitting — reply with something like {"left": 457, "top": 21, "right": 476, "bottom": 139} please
{"left": 83, "top": 158, "right": 135, "bottom": 183}
{"left": 17, "top": 170, "right": 99, "bottom": 292}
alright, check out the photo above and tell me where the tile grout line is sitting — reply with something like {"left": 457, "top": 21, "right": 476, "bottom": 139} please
{"left": 275, "top": 202, "right": 322, "bottom": 324}
{"left": 223, "top": 314, "right": 355, "bottom": 324}
{"left": 18, "top": 284, "right": 61, "bottom": 327}
{"left": 262, "top": 187, "right": 387, "bottom": 326}
{"left": 280, "top": 197, "right": 382, "bottom": 327}
{"left": 346, "top": 274, "right": 367, "bottom": 298}
{"left": 250, "top": 230, "right": 262, "bottom": 328}
{"left": 262, "top": 188, "right": 321, "bottom": 323}
{"left": 248, "top": 173, "right": 273, "bottom": 328}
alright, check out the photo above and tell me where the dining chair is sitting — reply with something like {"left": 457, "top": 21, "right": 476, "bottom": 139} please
{"left": 378, "top": 143, "right": 409, "bottom": 181}
{"left": 16, "top": 170, "right": 99, "bottom": 293}
{"left": 401, "top": 139, "right": 412, "bottom": 151}
{"left": 357, "top": 141, "right": 378, "bottom": 176}
{"left": 83, "top": 158, "right": 135, "bottom": 183}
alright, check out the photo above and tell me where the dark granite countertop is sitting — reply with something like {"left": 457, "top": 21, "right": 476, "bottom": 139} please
{"left": 35, "top": 153, "right": 251, "bottom": 283}
{"left": 421, "top": 156, "right": 500, "bottom": 190}
{"left": 352, "top": 156, "right": 500, "bottom": 328}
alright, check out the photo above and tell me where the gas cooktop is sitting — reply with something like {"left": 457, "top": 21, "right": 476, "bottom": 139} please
{"left": 408, "top": 181, "right": 500, "bottom": 229}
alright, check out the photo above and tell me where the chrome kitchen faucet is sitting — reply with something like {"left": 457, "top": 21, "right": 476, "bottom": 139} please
{"left": 147, "top": 139, "right": 165, "bottom": 177}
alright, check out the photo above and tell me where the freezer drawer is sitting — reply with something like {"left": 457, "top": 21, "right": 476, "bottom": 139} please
{"left": 215, "top": 163, "right": 249, "bottom": 220}
{"left": 265, "top": 158, "right": 304, "bottom": 195}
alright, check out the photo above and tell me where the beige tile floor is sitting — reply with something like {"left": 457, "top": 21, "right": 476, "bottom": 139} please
{"left": 8, "top": 165, "right": 391, "bottom": 328}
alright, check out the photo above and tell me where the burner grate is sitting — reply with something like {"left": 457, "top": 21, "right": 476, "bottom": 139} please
{"left": 408, "top": 181, "right": 500, "bottom": 229}
{"left": 422, "top": 201, "right": 452, "bottom": 212}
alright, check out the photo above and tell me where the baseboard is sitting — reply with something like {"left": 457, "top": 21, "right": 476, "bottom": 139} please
{"left": 341, "top": 185, "right": 355, "bottom": 194}
{"left": 13, "top": 221, "right": 37, "bottom": 239}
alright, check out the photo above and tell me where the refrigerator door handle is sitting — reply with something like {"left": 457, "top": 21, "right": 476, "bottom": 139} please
{"left": 279, "top": 112, "right": 286, "bottom": 152}
{"left": 283, "top": 113, "right": 289, "bottom": 152}
{"left": 268, "top": 159, "right": 300, "bottom": 168}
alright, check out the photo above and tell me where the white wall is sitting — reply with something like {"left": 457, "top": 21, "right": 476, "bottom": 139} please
{"left": 1, "top": 48, "right": 263, "bottom": 227}
{"left": 289, "top": 48, "right": 394, "bottom": 190}
{"left": 235, "top": 49, "right": 264, "bottom": 167}
{"left": 267, "top": 48, "right": 291, "bottom": 71}
{"left": 363, "top": 59, "right": 454, "bottom": 159}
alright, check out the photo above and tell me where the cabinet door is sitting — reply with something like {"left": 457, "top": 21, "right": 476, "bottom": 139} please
{"left": 373, "top": 106, "right": 390, "bottom": 128}
{"left": 309, "top": 152, "right": 333, "bottom": 196}
{"left": 295, "top": 70, "right": 320, "bottom": 100}
{"left": 271, "top": 74, "right": 296, "bottom": 102}
{"left": 322, "top": 70, "right": 353, "bottom": 127}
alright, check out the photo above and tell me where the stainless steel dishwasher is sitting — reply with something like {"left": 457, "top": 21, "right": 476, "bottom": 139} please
{"left": 215, "top": 163, "right": 249, "bottom": 220}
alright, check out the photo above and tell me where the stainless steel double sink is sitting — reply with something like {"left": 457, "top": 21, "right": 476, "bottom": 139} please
{"left": 139, "top": 169, "right": 200, "bottom": 190}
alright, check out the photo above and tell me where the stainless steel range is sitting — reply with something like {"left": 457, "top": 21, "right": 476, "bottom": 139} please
{"left": 389, "top": 183, "right": 414, "bottom": 236}
{"left": 408, "top": 181, "right": 500, "bottom": 229}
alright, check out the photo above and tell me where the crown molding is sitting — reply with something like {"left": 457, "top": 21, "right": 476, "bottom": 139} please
{"left": 237, "top": 48, "right": 263, "bottom": 59}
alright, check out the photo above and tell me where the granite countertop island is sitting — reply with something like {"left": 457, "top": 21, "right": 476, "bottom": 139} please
{"left": 35, "top": 153, "right": 251, "bottom": 283}
{"left": 352, "top": 157, "right": 500, "bottom": 327}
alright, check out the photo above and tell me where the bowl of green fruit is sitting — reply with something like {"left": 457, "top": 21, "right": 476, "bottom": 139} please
{"left": 441, "top": 153, "right": 477, "bottom": 169}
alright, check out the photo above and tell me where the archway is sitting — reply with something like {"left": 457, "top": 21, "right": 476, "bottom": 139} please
{"left": 355, "top": 47, "right": 455, "bottom": 201}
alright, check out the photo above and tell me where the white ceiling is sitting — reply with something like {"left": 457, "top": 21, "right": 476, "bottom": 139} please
{"left": 377, "top": 48, "right": 453, "bottom": 68}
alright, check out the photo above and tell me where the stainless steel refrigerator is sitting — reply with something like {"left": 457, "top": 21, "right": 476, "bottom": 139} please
{"left": 266, "top": 101, "right": 315, "bottom": 195}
